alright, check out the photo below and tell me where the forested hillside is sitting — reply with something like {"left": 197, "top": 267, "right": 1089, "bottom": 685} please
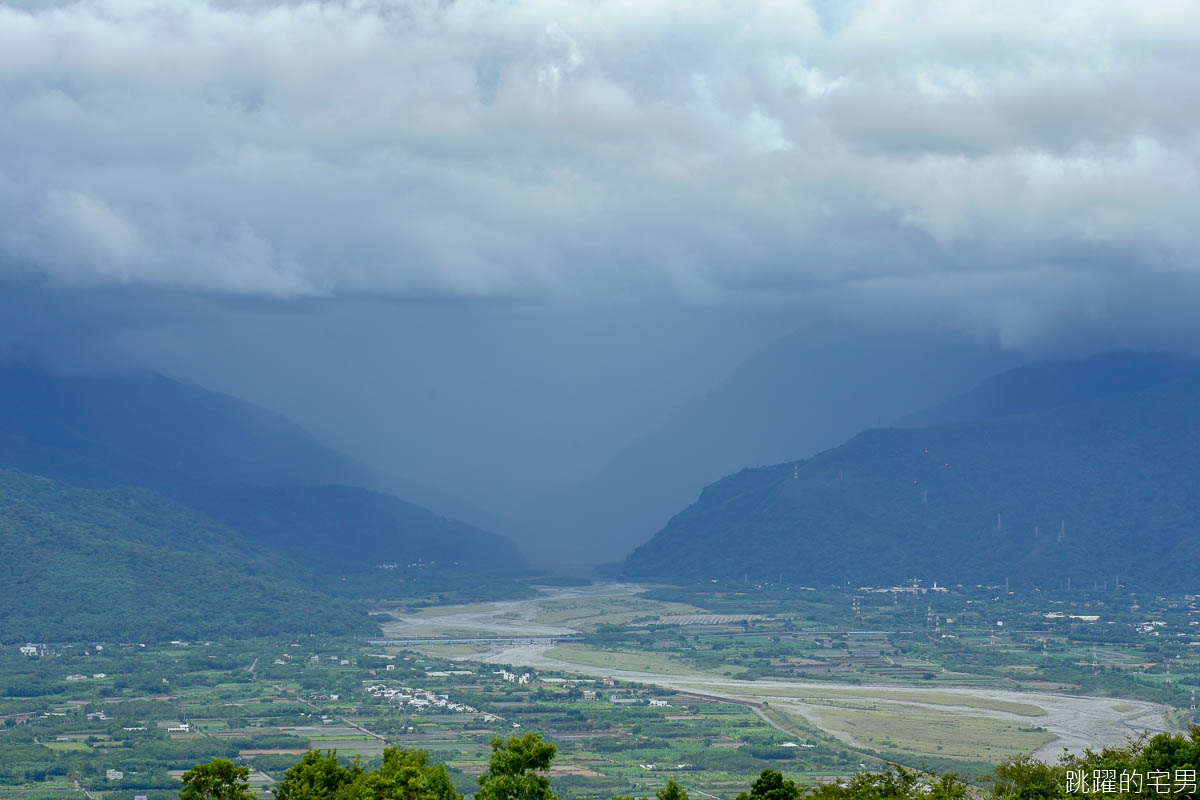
{"left": 0, "top": 469, "right": 375, "bottom": 642}
{"left": 623, "top": 354, "right": 1200, "bottom": 589}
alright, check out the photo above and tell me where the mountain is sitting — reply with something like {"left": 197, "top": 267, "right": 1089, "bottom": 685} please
{"left": 898, "top": 352, "right": 1192, "bottom": 428}
{"left": 622, "top": 352, "right": 1200, "bottom": 590}
{"left": 182, "top": 483, "right": 526, "bottom": 574}
{"left": 509, "top": 320, "right": 1012, "bottom": 565}
{"left": 0, "top": 364, "right": 527, "bottom": 585}
{"left": 0, "top": 469, "right": 375, "bottom": 642}
{"left": 0, "top": 365, "right": 364, "bottom": 491}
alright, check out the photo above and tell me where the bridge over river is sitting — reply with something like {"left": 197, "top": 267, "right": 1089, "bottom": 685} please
{"left": 366, "top": 635, "right": 581, "bottom": 646}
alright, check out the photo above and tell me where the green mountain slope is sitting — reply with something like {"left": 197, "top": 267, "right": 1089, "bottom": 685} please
{"left": 622, "top": 355, "right": 1200, "bottom": 590}
{"left": 0, "top": 469, "right": 376, "bottom": 642}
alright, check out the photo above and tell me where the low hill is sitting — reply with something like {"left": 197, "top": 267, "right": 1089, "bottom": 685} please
{"left": 622, "top": 353, "right": 1200, "bottom": 590}
{"left": 0, "top": 469, "right": 375, "bottom": 642}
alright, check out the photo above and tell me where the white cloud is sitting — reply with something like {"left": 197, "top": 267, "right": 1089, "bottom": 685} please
{"left": 1, "top": 0, "right": 1199, "bottom": 341}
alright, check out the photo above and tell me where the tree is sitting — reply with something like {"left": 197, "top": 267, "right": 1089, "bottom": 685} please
{"left": 613, "top": 777, "right": 690, "bottom": 800}
{"left": 344, "top": 747, "right": 461, "bottom": 800}
{"left": 657, "top": 779, "right": 690, "bottom": 800}
{"left": 807, "top": 766, "right": 967, "bottom": 800}
{"left": 178, "top": 758, "right": 250, "bottom": 800}
{"left": 476, "top": 732, "right": 558, "bottom": 800}
{"left": 989, "top": 755, "right": 1066, "bottom": 800}
{"left": 273, "top": 750, "right": 361, "bottom": 800}
{"left": 736, "top": 770, "right": 799, "bottom": 800}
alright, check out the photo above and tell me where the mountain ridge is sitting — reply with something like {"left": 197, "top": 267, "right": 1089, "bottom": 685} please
{"left": 621, "top": 352, "right": 1200, "bottom": 589}
{"left": 0, "top": 363, "right": 527, "bottom": 571}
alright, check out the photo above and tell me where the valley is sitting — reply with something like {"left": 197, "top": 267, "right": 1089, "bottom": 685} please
{"left": 2, "top": 578, "right": 1197, "bottom": 799}
{"left": 386, "top": 584, "right": 1171, "bottom": 765}
{"left": 5, "top": 357, "right": 1200, "bottom": 799}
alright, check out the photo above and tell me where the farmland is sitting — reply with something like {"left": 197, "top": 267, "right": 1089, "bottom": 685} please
{"left": 3, "top": 580, "right": 1198, "bottom": 798}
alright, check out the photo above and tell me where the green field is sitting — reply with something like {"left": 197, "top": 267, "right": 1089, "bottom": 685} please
{"left": 774, "top": 705, "right": 1054, "bottom": 765}
{"left": 1, "top": 580, "right": 1193, "bottom": 798}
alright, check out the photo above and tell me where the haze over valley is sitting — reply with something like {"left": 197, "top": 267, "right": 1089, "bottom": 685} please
{"left": 3, "top": 1, "right": 1200, "bottom": 798}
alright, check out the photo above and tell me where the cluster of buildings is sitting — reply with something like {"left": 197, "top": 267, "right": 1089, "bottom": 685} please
{"left": 266, "top": 653, "right": 353, "bottom": 666}
{"left": 608, "top": 695, "right": 670, "bottom": 706}
{"left": 497, "top": 670, "right": 532, "bottom": 684}
{"left": 860, "top": 580, "right": 949, "bottom": 595}
{"left": 364, "top": 685, "right": 479, "bottom": 714}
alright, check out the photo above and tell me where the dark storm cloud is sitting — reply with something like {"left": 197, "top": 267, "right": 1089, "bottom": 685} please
{"left": 1, "top": 0, "right": 1198, "bottom": 346}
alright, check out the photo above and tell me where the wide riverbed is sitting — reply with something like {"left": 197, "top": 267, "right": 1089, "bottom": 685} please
{"left": 382, "top": 583, "right": 1169, "bottom": 761}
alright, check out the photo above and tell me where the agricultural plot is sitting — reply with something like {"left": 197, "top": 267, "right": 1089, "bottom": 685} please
{"left": 768, "top": 705, "right": 1053, "bottom": 773}
{"left": 3, "top": 581, "right": 1196, "bottom": 798}
{"left": 0, "top": 635, "right": 867, "bottom": 800}
{"left": 433, "top": 582, "right": 1181, "bottom": 775}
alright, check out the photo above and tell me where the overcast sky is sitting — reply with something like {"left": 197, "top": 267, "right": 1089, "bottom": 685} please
{"left": 2, "top": 0, "right": 1199, "bottom": 558}
{"left": 3, "top": 0, "right": 1199, "bottom": 342}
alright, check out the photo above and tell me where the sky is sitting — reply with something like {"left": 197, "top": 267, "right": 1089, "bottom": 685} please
{"left": 2, "top": 0, "right": 1200, "bottom": 561}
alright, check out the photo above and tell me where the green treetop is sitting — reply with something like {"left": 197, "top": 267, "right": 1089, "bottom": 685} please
{"left": 179, "top": 759, "right": 250, "bottom": 800}
{"left": 273, "top": 750, "right": 362, "bottom": 800}
{"left": 476, "top": 732, "right": 558, "bottom": 800}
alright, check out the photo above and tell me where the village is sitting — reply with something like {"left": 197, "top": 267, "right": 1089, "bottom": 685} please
{"left": 364, "top": 683, "right": 483, "bottom": 716}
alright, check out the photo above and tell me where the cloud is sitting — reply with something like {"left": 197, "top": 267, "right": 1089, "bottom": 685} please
{"left": 1, "top": 0, "right": 1199, "bottom": 343}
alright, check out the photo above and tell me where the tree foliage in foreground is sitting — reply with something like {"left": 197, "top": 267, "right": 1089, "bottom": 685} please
{"left": 476, "top": 732, "right": 559, "bottom": 800}
{"left": 179, "top": 758, "right": 250, "bottom": 800}
{"left": 181, "top": 726, "right": 1200, "bottom": 800}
